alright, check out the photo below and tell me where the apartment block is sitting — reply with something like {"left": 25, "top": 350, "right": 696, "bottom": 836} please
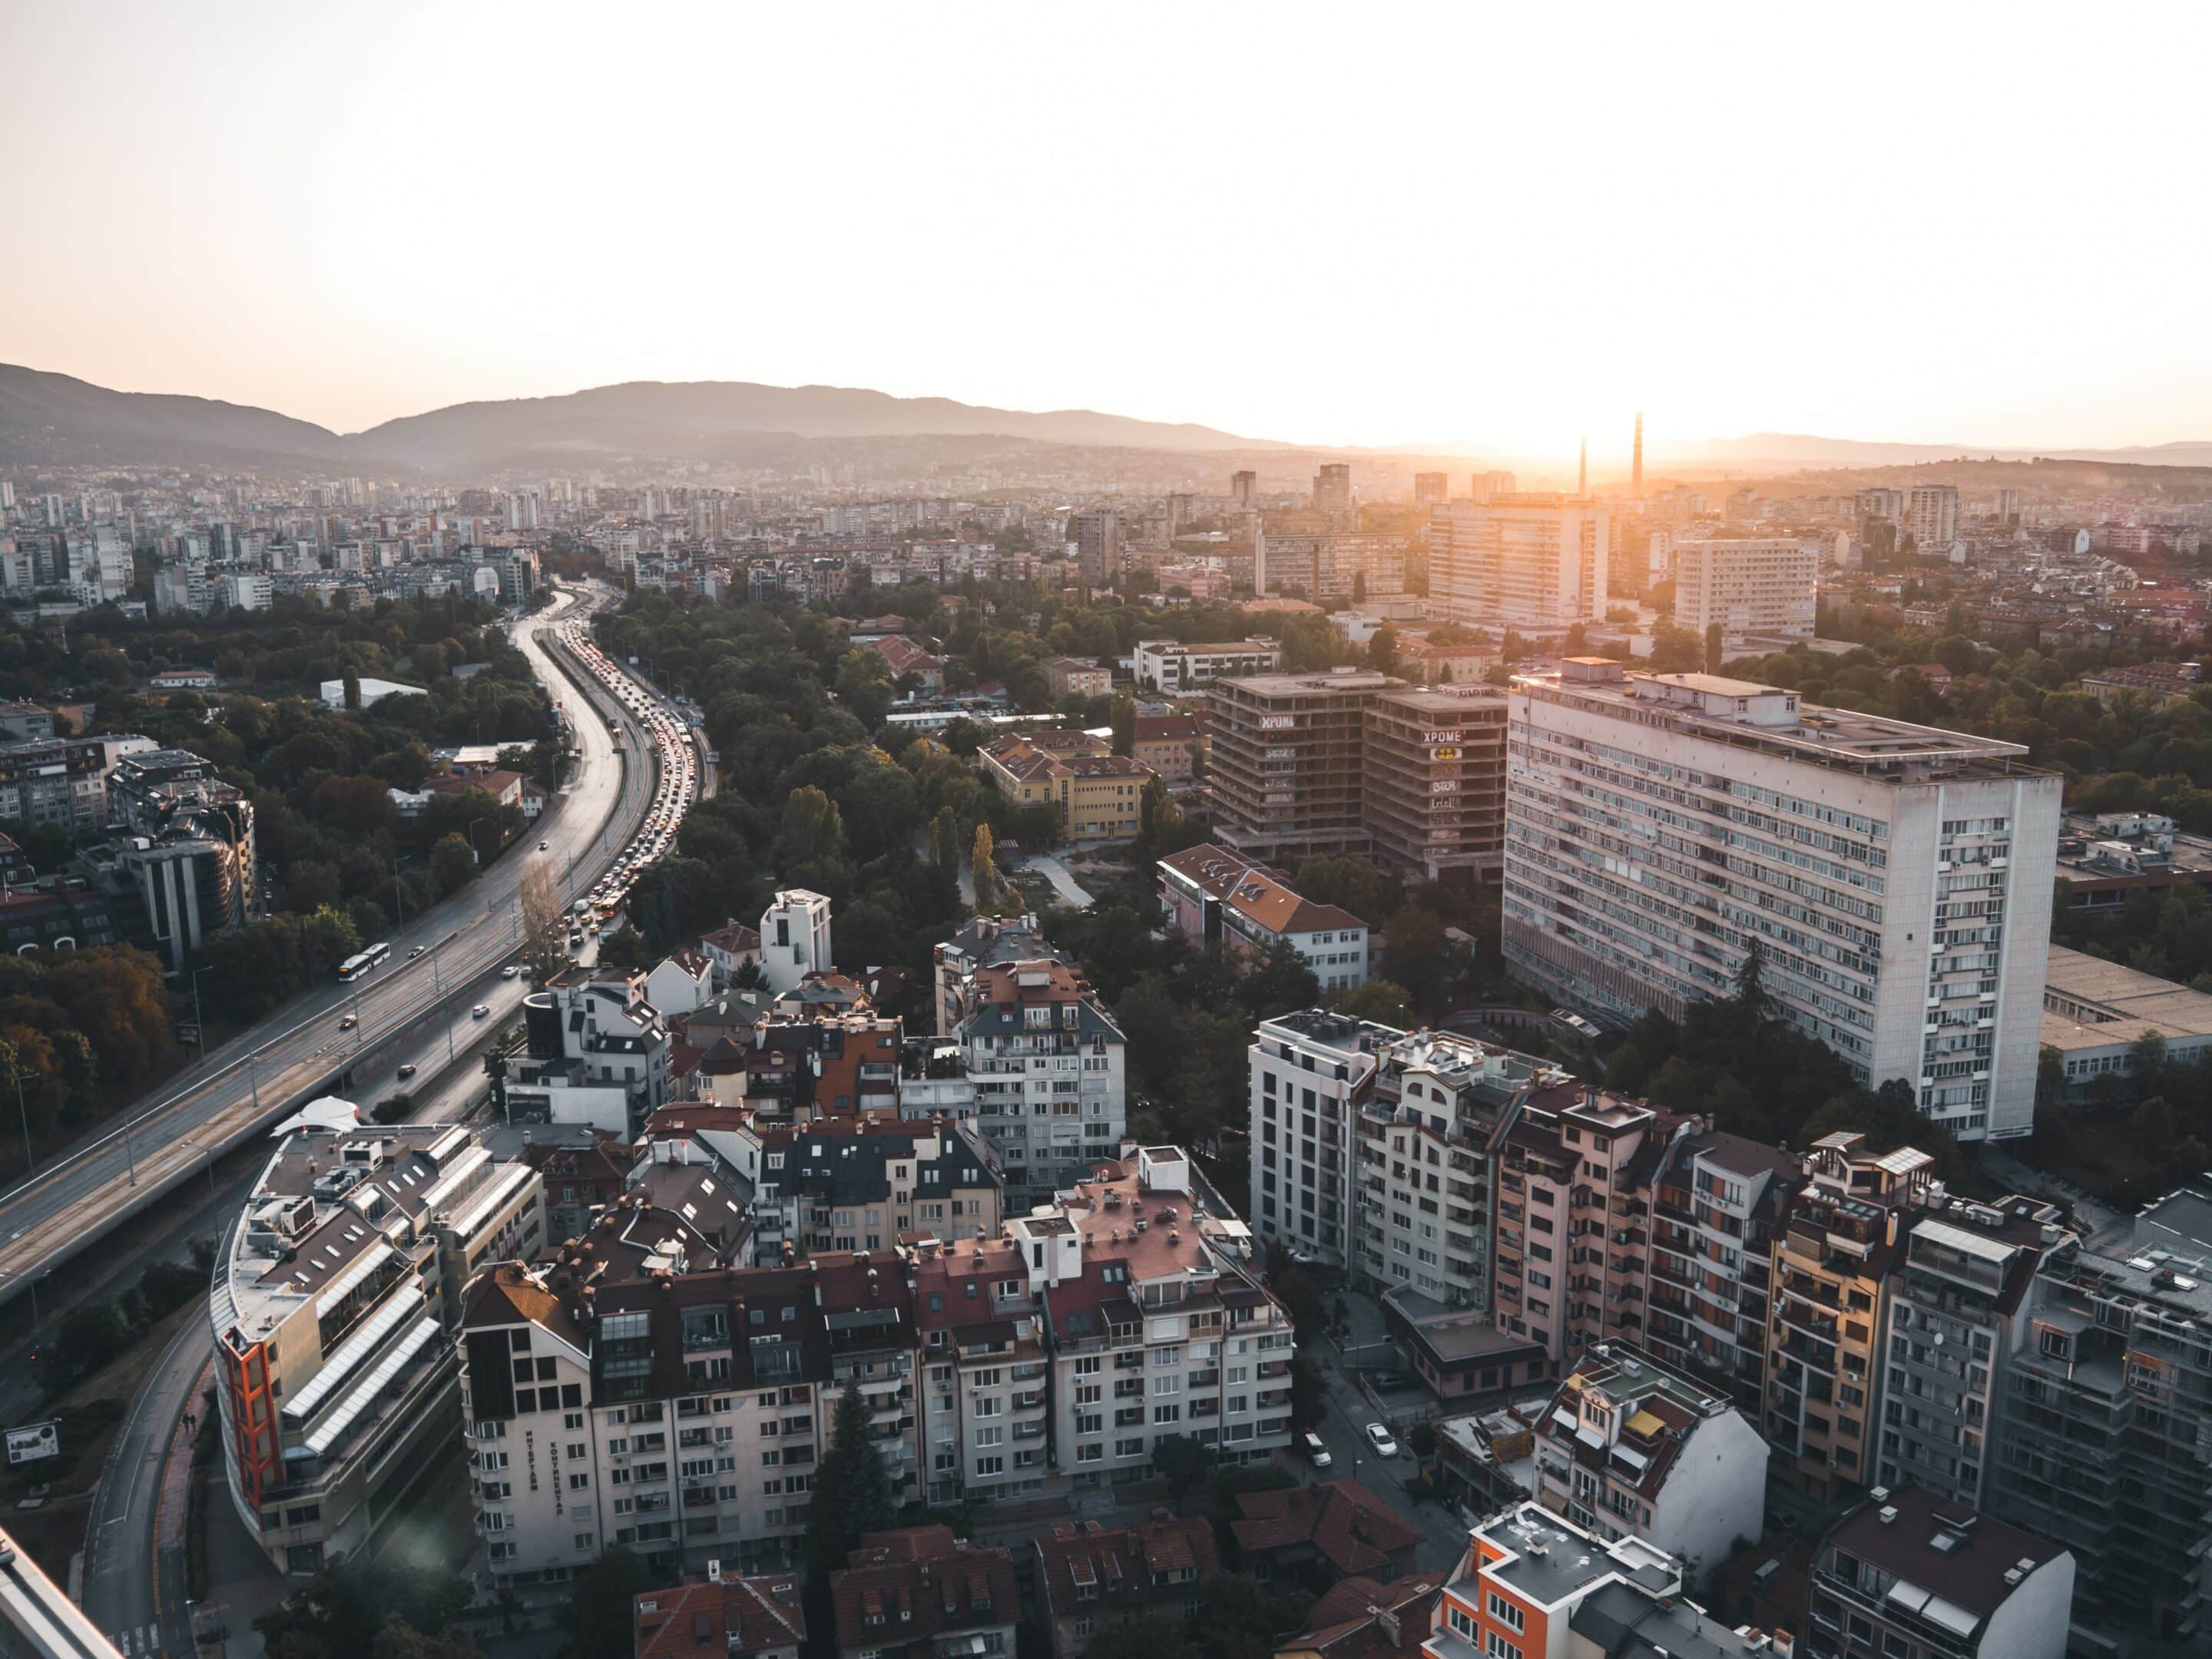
{"left": 1765, "top": 1135, "right": 1934, "bottom": 1504}
{"left": 1361, "top": 686, "right": 1508, "bottom": 884}
{"left": 930, "top": 912, "right": 1072, "bottom": 1038}
{"left": 1804, "top": 1486, "right": 2073, "bottom": 1659}
{"left": 1429, "top": 494, "right": 1608, "bottom": 632}
{"left": 760, "top": 889, "right": 833, "bottom": 996}
{"left": 1132, "top": 637, "right": 1283, "bottom": 694}
{"left": 1255, "top": 529, "right": 1406, "bottom": 599}
{"left": 1670, "top": 537, "right": 1818, "bottom": 644}
{"left": 213, "top": 1119, "right": 547, "bottom": 1573}
{"left": 1908, "top": 485, "right": 1959, "bottom": 552}
{"left": 1529, "top": 1343, "right": 1768, "bottom": 1580}
{"left": 955, "top": 960, "right": 1126, "bottom": 1204}
{"left": 1875, "top": 1194, "right": 2073, "bottom": 1511}
{"left": 1246, "top": 1009, "right": 1392, "bottom": 1267}
{"left": 1208, "top": 668, "right": 1399, "bottom": 863}
{"left": 747, "top": 1117, "right": 1002, "bottom": 1262}
{"left": 1504, "top": 657, "right": 2061, "bottom": 1141}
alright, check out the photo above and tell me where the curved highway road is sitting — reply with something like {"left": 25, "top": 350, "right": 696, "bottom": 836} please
{"left": 0, "top": 584, "right": 665, "bottom": 1309}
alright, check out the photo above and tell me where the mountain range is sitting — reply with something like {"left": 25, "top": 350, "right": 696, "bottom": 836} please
{"left": 4, "top": 360, "right": 2210, "bottom": 477}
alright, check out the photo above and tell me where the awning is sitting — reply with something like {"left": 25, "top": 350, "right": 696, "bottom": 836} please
{"left": 314, "top": 1242, "right": 393, "bottom": 1319}
{"left": 303, "top": 1316, "right": 442, "bottom": 1456}
{"left": 284, "top": 1283, "right": 426, "bottom": 1422}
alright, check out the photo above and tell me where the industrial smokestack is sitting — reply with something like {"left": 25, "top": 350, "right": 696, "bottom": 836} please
{"left": 1632, "top": 411, "right": 1644, "bottom": 496}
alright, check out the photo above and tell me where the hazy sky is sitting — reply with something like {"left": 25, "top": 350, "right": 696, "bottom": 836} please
{"left": 6, "top": 2, "right": 2209, "bottom": 461}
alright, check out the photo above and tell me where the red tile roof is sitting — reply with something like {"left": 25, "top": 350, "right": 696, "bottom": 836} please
{"left": 1230, "top": 1480, "right": 1424, "bottom": 1578}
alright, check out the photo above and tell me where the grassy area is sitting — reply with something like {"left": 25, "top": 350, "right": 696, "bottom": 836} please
{"left": 0, "top": 1296, "right": 207, "bottom": 1581}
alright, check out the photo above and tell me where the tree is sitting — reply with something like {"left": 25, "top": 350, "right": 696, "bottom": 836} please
{"left": 518, "top": 858, "right": 568, "bottom": 982}
{"left": 805, "top": 1382, "right": 895, "bottom": 1587}
{"left": 1704, "top": 622, "right": 1726, "bottom": 674}
{"left": 428, "top": 832, "right": 475, "bottom": 898}
{"left": 1151, "top": 1432, "right": 1217, "bottom": 1510}
{"left": 1734, "top": 935, "right": 1768, "bottom": 1025}
{"left": 1110, "top": 692, "right": 1137, "bottom": 757}
{"left": 1197, "top": 1574, "right": 1313, "bottom": 1659}
{"left": 972, "top": 823, "right": 1002, "bottom": 911}
{"left": 598, "top": 925, "right": 649, "bottom": 970}
{"left": 1082, "top": 1615, "right": 1194, "bottom": 1659}
{"left": 343, "top": 668, "right": 361, "bottom": 711}
{"left": 1368, "top": 622, "right": 1399, "bottom": 674}
{"left": 1241, "top": 939, "right": 1320, "bottom": 1021}
{"left": 559, "top": 1547, "right": 654, "bottom": 1659}
{"left": 1335, "top": 979, "right": 1414, "bottom": 1027}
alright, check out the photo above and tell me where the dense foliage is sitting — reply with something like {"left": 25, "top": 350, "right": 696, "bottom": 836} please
{"left": 0, "top": 945, "right": 172, "bottom": 1169}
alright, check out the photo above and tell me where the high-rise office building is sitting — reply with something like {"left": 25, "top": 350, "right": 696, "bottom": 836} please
{"left": 1429, "top": 495, "right": 1608, "bottom": 632}
{"left": 1669, "top": 536, "right": 1818, "bottom": 644}
{"left": 1069, "top": 508, "right": 1124, "bottom": 586}
{"left": 1230, "top": 470, "right": 1256, "bottom": 508}
{"left": 1412, "top": 471, "right": 1449, "bottom": 507}
{"left": 1311, "top": 463, "right": 1352, "bottom": 513}
{"left": 1207, "top": 668, "right": 1399, "bottom": 863}
{"left": 1502, "top": 657, "right": 2061, "bottom": 1140}
{"left": 1361, "top": 686, "right": 1508, "bottom": 883}
{"left": 1909, "top": 484, "right": 1959, "bottom": 551}
{"left": 1469, "top": 470, "right": 1515, "bottom": 501}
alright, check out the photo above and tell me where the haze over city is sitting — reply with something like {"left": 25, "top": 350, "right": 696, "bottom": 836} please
{"left": 7, "top": 1, "right": 2212, "bottom": 455}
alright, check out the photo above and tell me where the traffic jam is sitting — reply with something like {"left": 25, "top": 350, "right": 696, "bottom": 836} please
{"left": 556, "top": 618, "right": 699, "bottom": 946}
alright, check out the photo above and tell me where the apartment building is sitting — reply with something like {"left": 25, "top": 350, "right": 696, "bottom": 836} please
{"left": 1529, "top": 1343, "right": 1768, "bottom": 1580}
{"left": 1156, "top": 844, "right": 1371, "bottom": 991}
{"left": 1908, "top": 484, "right": 1959, "bottom": 552}
{"left": 1504, "top": 657, "right": 2061, "bottom": 1141}
{"left": 1132, "top": 714, "right": 1207, "bottom": 782}
{"left": 1766, "top": 1134, "right": 1934, "bottom": 1504}
{"left": 1255, "top": 529, "right": 1406, "bottom": 599}
{"left": 1641, "top": 1131, "right": 1801, "bottom": 1416}
{"left": 1670, "top": 537, "right": 1818, "bottom": 644}
{"left": 930, "top": 912, "right": 1072, "bottom": 1038}
{"left": 1045, "top": 657, "right": 1111, "bottom": 700}
{"left": 1132, "top": 637, "right": 1282, "bottom": 695}
{"left": 1361, "top": 686, "right": 1508, "bottom": 884}
{"left": 747, "top": 1117, "right": 1002, "bottom": 1262}
{"left": 513, "top": 966, "right": 674, "bottom": 1134}
{"left": 1804, "top": 1486, "right": 2073, "bottom": 1659}
{"left": 1994, "top": 1246, "right": 2212, "bottom": 1641}
{"left": 1035, "top": 1515, "right": 1219, "bottom": 1659}
{"left": 212, "top": 1119, "right": 546, "bottom": 1573}
{"left": 0, "top": 732, "right": 134, "bottom": 832}
{"left": 1492, "top": 1088, "right": 1695, "bottom": 1371}
{"left": 1209, "top": 668, "right": 1399, "bottom": 863}
{"left": 1429, "top": 495, "right": 1608, "bottom": 632}
{"left": 760, "top": 889, "right": 833, "bottom": 996}
{"left": 1875, "top": 1195, "right": 2072, "bottom": 1510}
{"left": 633, "top": 1571, "right": 806, "bottom": 1659}
{"left": 978, "top": 735, "right": 1154, "bottom": 842}
{"left": 1247, "top": 1009, "right": 1392, "bottom": 1268}
{"left": 955, "top": 960, "right": 1126, "bottom": 1204}
{"left": 1426, "top": 1502, "right": 1777, "bottom": 1659}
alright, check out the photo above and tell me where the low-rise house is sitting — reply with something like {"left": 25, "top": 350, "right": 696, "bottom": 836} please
{"left": 1156, "top": 844, "right": 1370, "bottom": 991}
{"left": 699, "top": 920, "right": 763, "bottom": 988}
{"left": 1035, "top": 1514, "right": 1220, "bottom": 1659}
{"left": 1273, "top": 1571, "right": 1445, "bottom": 1659}
{"left": 646, "top": 949, "right": 716, "bottom": 1018}
{"left": 830, "top": 1528, "right": 1018, "bottom": 1659}
{"left": 1230, "top": 1480, "right": 1423, "bottom": 1584}
{"left": 634, "top": 1571, "right": 806, "bottom": 1659}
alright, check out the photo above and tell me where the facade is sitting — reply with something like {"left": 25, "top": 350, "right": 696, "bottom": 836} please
{"left": 978, "top": 736, "right": 1155, "bottom": 843}
{"left": 1503, "top": 658, "right": 2061, "bottom": 1141}
{"left": 1132, "top": 714, "right": 1207, "bottom": 782}
{"left": 1046, "top": 657, "right": 1112, "bottom": 700}
{"left": 513, "top": 967, "right": 674, "bottom": 1134}
{"left": 1361, "top": 687, "right": 1508, "bottom": 885}
{"left": 1670, "top": 537, "right": 1818, "bottom": 644}
{"left": 1246, "top": 1009, "right": 1392, "bottom": 1269}
{"left": 930, "top": 912, "right": 1069, "bottom": 1037}
{"left": 1155, "top": 844, "right": 1370, "bottom": 991}
{"left": 1875, "top": 1195, "right": 2071, "bottom": 1511}
{"left": 1765, "top": 1135, "right": 1934, "bottom": 1504}
{"left": 1132, "top": 637, "right": 1282, "bottom": 695}
{"left": 1312, "top": 464, "right": 1353, "bottom": 514}
{"left": 759, "top": 890, "right": 833, "bottom": 995}
{"left": 1208, "top": 669, "right": 1399, "bottom": 863}
{"left": 1907, "top": 485, "right": 1959, "bottom": 552}
{"left": 1429, "top": 495, "right": 1608, "bottom": 632}
{"left": 1257, "top": 530, "right": 1406, "bottom": 600}
{"left": 1035, "top": 1515, "right": 1219, "bottom": 1659}
{"left": 1805, "top": 1486, "right": 2073, "bottom": 1659}
{"left": 955, "top": 959, "right": 1126, "bottom": 1204}
{"left": 0, "top": 733, "right": 127, "bottom": 833}
{"left": 212, "top": 1118, "right": 546, "bottom": 1573}
{"left": 747, "top": 1117, "right": 1002, "bottom": 1263}
{"left": 1072, "top": 510, "right": 1124, "bottom": 588}
{"left": 1528, "top": 1343, "right": 1768, "bottom": 1581}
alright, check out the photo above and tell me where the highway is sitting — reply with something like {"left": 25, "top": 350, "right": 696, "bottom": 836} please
{"left": 0, "top": 583, "right": 666, "bottom": 1313}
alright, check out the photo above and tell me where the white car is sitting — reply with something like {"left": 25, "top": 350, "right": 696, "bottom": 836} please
{"left": 1302, "top": 1432, "right": 1332, "bottom": 1469}
{"left": 471, "top": 1004, "right": 490, "bottom": 1019}
{"left": 1364, "top": 1422, "right": 1399, "bottom": 1459}
{"left": 501, "top": 964, "right": 520, "bottom": 979}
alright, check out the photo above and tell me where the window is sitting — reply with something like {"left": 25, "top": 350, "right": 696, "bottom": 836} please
{"left": 1484, "top": 1635, "right": 1522, "bottom": 1659}
{"left": 1447, "top": 1604, "right": 1475, "bottom": 1642}
{"left": 1486, "top": 1594, "right": 1525, "bottom": 1634}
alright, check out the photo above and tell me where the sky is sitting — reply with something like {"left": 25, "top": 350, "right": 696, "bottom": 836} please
{"left": 5, "top": 1, "right": 2210, "bottom": 463}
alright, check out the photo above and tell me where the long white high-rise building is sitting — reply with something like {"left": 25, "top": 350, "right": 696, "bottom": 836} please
{"left": 1502, "top": 657, "right": 2060, "bottom": 1140}
{"left": 1670, "top": 536, "right": 1818, "bottom": 644}
{"left": 1429, "top": 494, "right": 1608, "bottom": 632}
{"left": 1908, "top": 484, "right": 1959, "bottom": 551}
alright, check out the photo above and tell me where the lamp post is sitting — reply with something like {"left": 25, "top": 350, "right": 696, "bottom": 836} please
{"left": 182, "top": 1136, "right": 217, "bottom": 1200}
{"left": 8, "top": 1065, "right": 29, "bottom": 1175}
{"left": 190, "top": 968, "right": 210, "bottom": 1061}
{"left": 468, "top": 816, "right": 488, "bottom": 866}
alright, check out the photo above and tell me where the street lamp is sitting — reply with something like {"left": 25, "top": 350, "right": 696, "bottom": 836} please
{"left": 7, "top": 1065, "right": 29, "bottom": 1175}
{"left": 190, "top": 968, "right": 211, "bottom": 1060}
{"left": 468, "top": 815, "right": 488, "bottom": 866}
{"left": 181, "top": 1135, "right": 217, "bottom": 1200}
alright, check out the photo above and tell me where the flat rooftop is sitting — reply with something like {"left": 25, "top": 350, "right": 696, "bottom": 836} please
{"left": 1476, "top": 1504, "right": 1677, "bottom": 1610}
{"left": 1216, "top": 670, "right": 1402, "bottom": 697}
{"left": 2042, "top": 944, "right": 2212, "bottom": 1055}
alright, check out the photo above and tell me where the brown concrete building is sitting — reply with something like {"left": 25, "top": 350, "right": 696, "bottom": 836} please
{"left": 1360, "top": 686, "right": 1507, "bottom": 884}
{"left": 1208, "top": 668, "right": 1402, "bottom": 863}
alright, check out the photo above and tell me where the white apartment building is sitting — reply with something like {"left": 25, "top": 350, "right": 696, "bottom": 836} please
{"left": 1909, "top": 483, "right": 1959, "bottom": 551}
{"left": 213, "top": 1118, "right": 547, "bottom": 1574}
{"left": 1503, "top": 658, "right": 2061, "bottom": 1139}
{"left": 1669, "top": 537, "right": 1818, "bottom": 644}
{"left": 1131, "top": 637, "right": 1283, "bottom": 694}
{"left": 956, "top": 960, "right": 1126, "bottom": 1204}
{"left": 1429, "top": 495, "right": 1608, "bottom": 632}
{"left": 759, "top": 889, "right": 833, "bottom": 995}
{"left": 1246, "top": 1009, "right": 1386, "bottom": 1268}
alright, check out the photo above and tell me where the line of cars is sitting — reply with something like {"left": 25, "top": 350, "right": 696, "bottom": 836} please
{"left": 555, "top": 618, "right": 700, "bottom": 945}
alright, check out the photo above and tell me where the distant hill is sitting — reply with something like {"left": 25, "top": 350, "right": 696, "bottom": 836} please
{"left": 1652, "top": 432, "right": 2212, "bottom": 473}
{"left": 349, "top": 380, "right": 1276, "bottom": 472}
{"left": 0, "top": 363, "right": 355, "bottom": 468}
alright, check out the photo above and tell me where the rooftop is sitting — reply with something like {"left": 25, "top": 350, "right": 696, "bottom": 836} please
{"left": 2041, "top": 943, "right": 2212, "bottom": 1055}
{"left": 1822, "top": 1485, "right": 2067, "bottom": 1634}
{"left": 1472, "top": 1503, "right": 1680, "bottom": 1611}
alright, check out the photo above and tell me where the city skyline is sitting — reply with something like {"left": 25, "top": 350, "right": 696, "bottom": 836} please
{"left": 6, "top": 2, "right": 2211, "bottom": 452}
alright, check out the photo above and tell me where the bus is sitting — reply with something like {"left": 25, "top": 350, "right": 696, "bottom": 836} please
{"left": 338, "top": 942, "right": 392, "bottom": 982}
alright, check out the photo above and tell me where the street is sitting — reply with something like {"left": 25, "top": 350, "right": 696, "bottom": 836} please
{"left": 0, "top": 586, "right": 648, "bottom": 1313}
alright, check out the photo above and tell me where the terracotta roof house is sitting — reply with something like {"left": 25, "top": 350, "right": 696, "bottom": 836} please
{"left": 1274, "top": 1570, "right": 1445, "bottom": 1659}
{"left": 1231, "top": 1480, "right": 1424, "bottom": 1584}
{"left": 830, "top": 1528, "right": 1018, "bottom": 1659}
{"left": 1035, "top": 1513, "right": 1220, "bottom": 1659}
{"left": 634, "top": 1572, "right": 806, "bottom": 1659}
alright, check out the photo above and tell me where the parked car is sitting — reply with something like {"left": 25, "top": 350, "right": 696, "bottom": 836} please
{"left": 1302, "top": 1432, "right": 1333, "bottom": 1469}
{"left": 1364, "top": 1422, "right": 1399, "bottom": 1458}
{"left": 537, "top": 839, "right": 549, "bottom": 850}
